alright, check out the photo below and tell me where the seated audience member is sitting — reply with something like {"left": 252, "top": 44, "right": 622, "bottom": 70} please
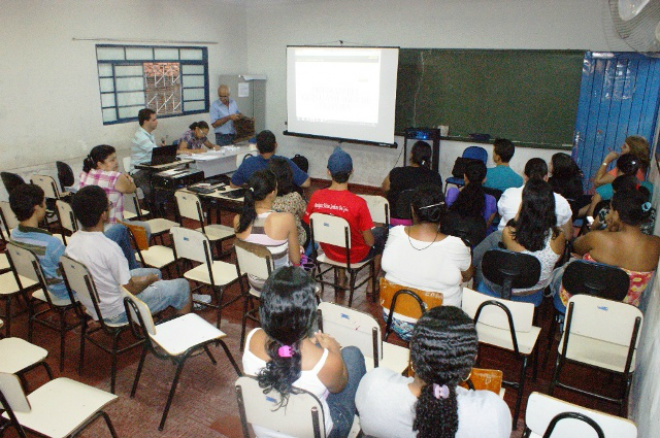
{"left": 303, "top": 147, "right": 388, "bottom": 281}
{"left": 230, "top": 130, "right": 311, "bottom": 189}
{"left": 65, "top": 186, "right": 191, "bottom": 324}
{"left": 9, "top": 184, "right": 69, "bottom": 300}
{"left": 594, "top": 135, "right": 650, "bottom": 188}
{"left": 550, "top": 189, "right": 660, "bottom": 309}
{"left": 446, "top": 160, "right": 497, "bottom": 232}
{"left": 477, "top": 179, "right": 565, "bottom": 305}
{"left": 78, "top": 144, "right": 147, "bottom": 269}
{"left": 234, "top": 169, "right": 301, "bottom": 289}
{"left": 484, "top": 138, "right": 523, "bottom": 192}
{"left": 590, "top": 174, "right": 655, "bottom": 235}
{"left": 177, "top": 121, "right": 219, "bottom": 154}
{"left": 593, "top": 153, "right": 653, "bottom": 203}
{"left": 356, "top": 306, "right": 512, "bottom": 438}
{"left": 548, "top": 153, "right": 591, "bottom": 218}
{"left": 268, "top": 157, "right": 308, "bottom": 247}
{"left": 381, "top": 185, "right": 472, "bottom": 340}
{"left": 243, "top": 266, "right": 366, "bottom": 438}
{"left": 382, "top": 141, "right": 443, "bottom": 225}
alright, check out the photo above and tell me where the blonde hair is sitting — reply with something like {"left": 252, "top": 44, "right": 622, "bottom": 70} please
{"left": 625, "top": 136, "right": 650, "bottom": 170}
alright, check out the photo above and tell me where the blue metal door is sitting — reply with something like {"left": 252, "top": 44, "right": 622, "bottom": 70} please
{"left": 573, "top": 51, "right": 660, "bottom": 192}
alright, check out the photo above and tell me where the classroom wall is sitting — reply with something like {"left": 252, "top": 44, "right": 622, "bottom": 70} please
{"left": 0, "top": 0, "right": 247, "bottom": 195}
{"left": 245, "top": 0, "right": 631, "bottom": 186}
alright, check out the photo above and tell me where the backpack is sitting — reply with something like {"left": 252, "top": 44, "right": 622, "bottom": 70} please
{"left": 291, "top": 154, "right": 309, "bottom": 173}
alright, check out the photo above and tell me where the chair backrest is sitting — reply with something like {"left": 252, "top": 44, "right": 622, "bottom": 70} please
{"left": 0, "top": 372, "right": 31, "bottom": 414}
{"left": 565, "top": 295, "right": 643, "bottom": 348}
{"left": 309, "top": 213, "right": 350, "bottom": 248}
{"left": 562, "top": 260, "right": 630, "bottom": 301}
{"left": 122, "top": 156, "right": 131, "bottom": 173}
{"left": 234, "top": 239, "right": 274, "bottom": 280}
{"left": 59, "top": 255, "right": 105, "bottom": 321}
{"left": 0, "top": 172, "right": 25, "bottom": 196}
{"left": 462, "top": 287, "right": 534, "bottom": 333}
{"left": 482, "top": 249, "right": 541, "bottom": 299}
{"left": 463, "top": 146, "right": 488, "bottom": 163}
{"left": 317, "top": 302, "right": 382, "bottom": 362}
{"left": 358, "top": 195, "right": 390, "bottom": 226}
{"left": 525, "top": 392, "right": 637, "bottom": 438}
{"left": 174, "top": 190, "right": 204, "bottom": 223}
{"left": 119, "top": 221, "right": 149, "bottom": 251}
{"left": 123, "top": 192, "right": 143, "bottom": 220}
{"left": 0, "top": 201, "right": 19, "bottom": 235}
{"left": 31, "top": 174, "right": 61, "bottom": 200}
{"left": 56, "top": 199, "right": 78, "bottom": 234}
{"left": 123, "top": 289, "right": 157, "bottom": 336}
{"left": 56, "top": 161, "right": 75, "bottom": 190}
{"left": 379, "top": 277, "right": 443, "bottom": 320}
{"left": 5, "top": 242, "right": 45, "bottom": 287}
{"left": 236, "top": 375, "right": 327, "bottom": 438}
{"left": 171, "top": 226, "right": 212, "bottom": 265}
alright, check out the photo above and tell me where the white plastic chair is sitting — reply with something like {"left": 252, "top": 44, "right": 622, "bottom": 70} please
{"left": 317, "top": 302, "right": 409, "bottom": 373}
{"left": 120, "top": 221, "right": 176, "bottom": 272}
{"left": 309, "top": 213, "right": 376, "bottom": 307}
{"left": 171, "top": 227, "right": 240, "bottom": 328}
{"left": 5, "top": 242, "right": 80, "bottom": 372}
{"left": 358, "top": 194, "right": 390, "bottom": 227}
{"left": 549, "top": 294, "right": 643, "bottom": 415}
{"left": 0, "top": 372, "right": 118, "bottom": 438}
{"left": 30, "top": 174, "right": 67, "bottom": 201}
{"left": 122, "top": 191, "right": 150, "bottom": 220}
{"left": 0, "top": 253, "right": 9, "bottom": 273}
{"left": 0, "top": 200, "right": 19, "bottom": 238}
{"left": 55, "top": 200, "right": 79, "bottom": 244}
{"left": 524, "top": 392, "right": 637, "bottom": 438}
{"left": 123, "top": 291, "right": 240, "bottom": 431}
{"left": 174, "top": 190, "right": 235, "bottom": 244}
{"left": 0, "top": 337, "right": 53, "bottom": 386}
{"left": 461, "top": 287, "right": 541, "bottom": 428}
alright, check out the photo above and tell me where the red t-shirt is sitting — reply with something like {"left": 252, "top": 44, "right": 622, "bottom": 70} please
{"left": 303, "top": 189, "right": 374, "bottom": 263}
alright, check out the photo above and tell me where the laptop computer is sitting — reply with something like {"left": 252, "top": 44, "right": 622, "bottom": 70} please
{"left": 150, "top": 145, "right": 178, "bottom": 166}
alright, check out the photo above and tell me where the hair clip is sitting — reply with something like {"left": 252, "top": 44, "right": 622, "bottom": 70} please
{"left": 277, "top": 345, "right": 294, "bottom": 358}
{"left": 248, "top": 187, "right": 255, "bottom": 193}
{"left": 642, "top": 202, "right": 652, "bottom": 212}
{"left": 433, "top": 383, "right": 449, "bottom": 399}
{"left": 419, "top": 201, "right": 445, "bottom": 210}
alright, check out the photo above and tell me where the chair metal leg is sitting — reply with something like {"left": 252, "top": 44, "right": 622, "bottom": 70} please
{"left": 41, "top": 361, "right": 53, "bottom": 381}
{"left": 239, "top": 294, "right": 251, "bottom": 351}
{"left": 512, "top": 356, "right": 529, "bottom": 430}
{"left": 217, "top": 339, "right": 242, "bottom": 375}
{"left": 347, "top": 271, "right": 357, "bottom": 307}
{"left": 159, "top": 361, "right": 186, "bottom": 431}
{"left": 204, "top": 345, "right": 217, "bottom": 364}
{"left": 131, "top": 345, "right": 149, "bottom": 398}
{"left": 110, "top": 333, "right": 120, "bottom": 394}
{"left": 78, "top": 321, "right": 87, "bottom": 376}
{"left": 548, "top": 354, "right": 563, "bottom": 395}
{"left": 59, "top": 310, "right": 67, "bottom": 372}
{"left": 5, "top": 297, "right": 12, "bottom": 337}
{"left": 102, "top": 411, "right": 119, "bottom": 438}
{"left": 215, "top": 287, "right": 225, "bottom": 329}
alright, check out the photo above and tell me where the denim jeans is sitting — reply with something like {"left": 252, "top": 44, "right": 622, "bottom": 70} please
{"left": 327, "top": 347, "right": 366, "bottom": 438}
{"left": 104, "top": 223, "right": 140, "bottom": 270}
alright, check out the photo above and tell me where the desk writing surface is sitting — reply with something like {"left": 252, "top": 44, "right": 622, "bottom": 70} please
{"left": 134, "top": 159, "right": 194, "bottom": 171}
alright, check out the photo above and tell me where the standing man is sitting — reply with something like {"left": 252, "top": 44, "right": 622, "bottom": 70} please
{"left": 210, "top": 85, "right": 241, "bottom": 146}
{"left": 130, "top": 108, "right": 160, "bottom": 210}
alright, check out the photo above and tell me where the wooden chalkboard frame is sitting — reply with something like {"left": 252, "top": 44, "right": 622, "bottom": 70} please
{"left": 395, "top": 49, "right": 585, "bottom": 148}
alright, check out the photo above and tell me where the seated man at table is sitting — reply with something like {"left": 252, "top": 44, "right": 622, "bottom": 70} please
{"left": 65, "top": 185, "right": 192, "bottom": 324}
{"left": 230, "top": 130, "right": 311, "bottom": 189}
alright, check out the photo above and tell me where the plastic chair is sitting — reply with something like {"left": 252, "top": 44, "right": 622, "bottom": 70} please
{"left": 59, "top": 255, "right": 144, "bottom": 394}
{"left": 480, "top": 248, "right": 541, "bottom": 302}
{"left": 461, "top": 287, "right": 541, "bottom": 428}
{"left": 309, "top": 213, "right": 376, "bottom": 307}
{"left": 121, "top": 221, "right": 176, "bottom": 273}
{"left": 0, "top": 337, "right": 53, "bottom": 389}
{"left": 234, "top": 239, "right": 274, "bottom": 351}
{"left": 524, "top": 392, "right": 637, "bottom": 438}
{"left": 0, "top": 172, "right": 25, "bottom": 196}
{"left": 123, "top": 291, "right": 240, "bottom": 431}
{"left": 30, "top": 174, "right": 65, "bottom": 226}
{"left": 174, "top": 190, "right": 235, "bottom": 246}
{"left": 0, "top": 253, "right": 9, "bottom": 273}
{"left": 0, "top": 372, "right": 118, "bottom": 438}
{"left": 5, "top": 242, "right": 81, "bottom": 372}
{"left": 122, "top": 191, "right": 150, "bottom": 220}
{"left": 549, "top": 294, "right": 643, "bottom": 416}
{"left": 358, "top": 194, "right": 390, "bottom": 227}
{"left": 55, "top": 200, "right": 79, "bottom": 245}
{"left": 444, "top": 146, "right": 488, "bottom": 193}
{"left": 55, "top": 161, "right": 75, "bottom": 193}
{"left": 317, "top": 301, "right": 409, "bottom": 373}
{"left": 171, "top": 227, "right": 241, "bottom": 328}
{"left": 0, "top": 200, "right": 19, "bottom": 239}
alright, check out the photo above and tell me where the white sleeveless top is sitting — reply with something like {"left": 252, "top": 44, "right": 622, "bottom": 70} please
{"left": 517, "top": 231, "right": 560, "bottom": 294}
{"left": 241, "top": 328, "right": 333, "bottom": 438}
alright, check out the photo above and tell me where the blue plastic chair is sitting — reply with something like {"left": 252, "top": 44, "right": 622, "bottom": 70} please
{"left": 444, "top": 146, "right": 488, "bottom": 193}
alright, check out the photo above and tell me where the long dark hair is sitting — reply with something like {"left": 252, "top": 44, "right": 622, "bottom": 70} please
{"left": 257, "top": 267, "right": 318, "bottom": 404}
{"left": 450, "top": 160, "right": 486, "bottom": 218}
{"left": 411, "top": 185, "right": 446, "bottom": 226}
{"left": 236, "top": 169, "right": 277, "bottom": 233}
{"left": 411, "top": 141, "right": 432, "bottom": 169}
{"left": 612, "top": 189, "right": 653, "bottom": 226}
{"left": 549, "top": 153, "right": 583, "bottom": 199}
{"left": 268, "top": 157, "right": 295, "bottom": 196}
{"left": 411, "top": 306, "right": 478, "bottom": 438}
{"left": 82, "top": 145, "right": 115, "bottom": 173}
{"left": 509, "top": 179, "right": 558, "bottom": 251}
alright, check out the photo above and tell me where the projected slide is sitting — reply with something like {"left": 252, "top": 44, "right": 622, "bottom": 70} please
{"left": 287, "top": 46, "right": 399, "bottom": 145}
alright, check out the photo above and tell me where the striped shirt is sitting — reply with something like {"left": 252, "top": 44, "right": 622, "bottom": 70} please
{"left": 130, "top": 126, "right": 157, "bottom": 170}
{"left": 79, "top": 169, "right": 124, "bottom": 223}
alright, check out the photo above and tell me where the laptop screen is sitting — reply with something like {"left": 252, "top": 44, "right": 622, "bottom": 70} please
{"left": 150, "top": 145, "right": 178, "bottom": 166}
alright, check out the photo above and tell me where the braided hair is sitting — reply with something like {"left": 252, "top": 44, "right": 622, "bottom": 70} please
{"left": 257, "top": 266, "right": 318, "bottom": 405}
{"left": 411, "top": 306, "right": 478, "bottom": 438}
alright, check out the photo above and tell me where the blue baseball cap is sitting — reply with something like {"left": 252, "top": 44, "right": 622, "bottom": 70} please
{"left": 327, "top": 146, "right": 353, "bottom": 174}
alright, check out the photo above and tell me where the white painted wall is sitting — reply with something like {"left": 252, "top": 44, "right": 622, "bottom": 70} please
{"left": 0, "top": 0, "right": 247, "bottom": 198}
{"left": 245, "top": 0, "right": 630, "bottom": 186}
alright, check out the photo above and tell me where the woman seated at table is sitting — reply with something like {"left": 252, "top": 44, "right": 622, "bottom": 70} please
{"left": 381, "top": 185, "right": 472, "bottom": 340}
{"left": 550, "top": 188, "right": 660, "bottom": 309}
{"left": 233, "top": 169, "right": 300, "bottom": 289}
{"left": 268, "top": 157, "right": 308, "bottom": 247}
{"left": 594, "top": 135, "right": 650, "bottom": 188}
{"left": 243, "top": 266, "right": 366, "bottom": 438}
{"left": 476, "top": 179, "right": 565, "bottom": 305}
{"left": 177, "top": 121, "right": 219, "bottom": 154}
{"left": 382, "top": 141, "right": 443, "bottom": 226}
{"left": 356, "top": 306, "right": 512, "bottom": 438}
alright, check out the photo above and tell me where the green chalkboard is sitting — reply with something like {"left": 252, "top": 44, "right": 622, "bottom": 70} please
{"left": 395, "top": 49, "right": 585, "bottom": 147}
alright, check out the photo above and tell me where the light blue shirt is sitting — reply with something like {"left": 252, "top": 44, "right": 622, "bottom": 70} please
{"left": 130, "top": 127, "right": 157, "bottom": 171}
{"left": 484, "top": 165, "right": 523, "bottom": 193}
{"left": 210, "top": 98, "right": 239, "bottom": 135}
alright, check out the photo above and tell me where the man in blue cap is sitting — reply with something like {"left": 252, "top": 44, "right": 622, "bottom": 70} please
{"left": 303, "top": 147, "right": 387, "bottom": 283}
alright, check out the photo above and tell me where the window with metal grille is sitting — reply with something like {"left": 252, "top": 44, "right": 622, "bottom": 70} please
{"left": 96, "top": 45, "right": 208, "bottom": 125}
